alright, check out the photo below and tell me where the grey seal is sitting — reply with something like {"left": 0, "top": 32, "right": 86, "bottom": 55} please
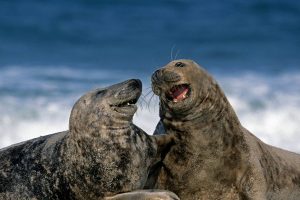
{"left": 0, "top": 79, "right": 178, "bottom": 200}
{"left": 148, "top": 59, "right": 300, "bottom": 200}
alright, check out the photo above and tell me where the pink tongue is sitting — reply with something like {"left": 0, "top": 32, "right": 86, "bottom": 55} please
{"left": 172, "top": 87, "right": 188, "bottom": 100}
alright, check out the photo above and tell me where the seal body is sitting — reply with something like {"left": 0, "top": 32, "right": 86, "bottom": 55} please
{"left": 149, "top": 59, "right": 300, "bottom": 200}
{"left": 0, "top": 79, "right": 178, "bottom": 200}
{"left": 0, "top": 131, "right": 68, "bottom": 199}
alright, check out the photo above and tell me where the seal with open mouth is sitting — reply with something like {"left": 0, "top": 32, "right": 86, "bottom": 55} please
{"left": 0, "top": 79, "right": 179, "bottom": 200}
{"left": 149, "top": 59, "right": 300, "bottom": 199}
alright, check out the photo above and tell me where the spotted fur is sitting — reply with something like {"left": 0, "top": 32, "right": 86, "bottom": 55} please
{"left": 148, "top": 59, "right": 300, "bottom": 200}
{"left": 0, "top": 79, "right": 178, "bottom": 200}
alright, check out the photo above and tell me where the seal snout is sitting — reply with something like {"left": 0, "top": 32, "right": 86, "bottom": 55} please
{"left": 152, "top": 69, "right": 163, "bottom": 85}
{"left": 115, "top": 79, "right": 142, "bottom": 99}
{"left": 151, "top": 68, "right": 191, "bottom": 103}
{"left": 126, "top": 79, "right": 142, "bottom": 89}
{"left": 152, "top": 69, "right": 181, "bottom": 83}
{"left": 152, "top": 69, "right": 183, "bottom": 96}
{"left": 110, "top": 79, "right": 142, "bottom": 116}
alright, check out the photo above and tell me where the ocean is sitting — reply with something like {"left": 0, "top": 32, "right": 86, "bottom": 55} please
{"left": 0, "top": 0, "right": 300, "bottom": 152}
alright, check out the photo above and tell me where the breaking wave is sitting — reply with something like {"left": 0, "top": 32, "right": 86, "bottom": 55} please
{"left": 0, "top": 66, "right": 300, "bottom": 153}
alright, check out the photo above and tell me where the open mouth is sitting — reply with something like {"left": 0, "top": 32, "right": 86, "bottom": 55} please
{"left": 114, "top": 98, "right": 138, "bottom": 108}
{"left": 166, "top": 84, "right": 190, "bottom": 103}
{"left": 111, "top": 94, "right": 139, "bottom": 115}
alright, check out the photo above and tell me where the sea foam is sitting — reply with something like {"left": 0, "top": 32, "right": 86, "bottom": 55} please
{"left": 1, "top": 68, "right": 299, "bottom": 153}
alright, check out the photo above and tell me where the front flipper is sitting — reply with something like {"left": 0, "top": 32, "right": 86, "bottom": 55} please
{"left": 144, "top": 123, "right": 175, "bottom": 189}
{"left": 104, "top": 190, "right": 179, "bottom": 200}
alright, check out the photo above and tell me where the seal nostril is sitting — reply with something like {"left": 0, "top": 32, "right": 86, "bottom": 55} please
{"left": 129, "top": 79, "right": 142, "bottom": 89}
{"left": 152, "top": 69, "right": 163, "bottom": 84}
{"left": 154, "top": 69, "right": 160, "bottom": 74}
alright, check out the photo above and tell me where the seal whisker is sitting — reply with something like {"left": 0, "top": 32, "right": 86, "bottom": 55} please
{"left": 144, "top": 90, "right": 154, "bottom": 98}
{"left": 147, "top": 93, "right": 158, "bottom": 112}
{"left": 146, "top": 93, "right": 154, "bottom": 110}
{"left": 152, "top": 95, "right": 159, "bottom": 112}
{"left": 170, "top": 44, "right": 176, "bottom": 61}
{"left": 174, "top": 49, "right": 180, "bottom": 60}
{"left": 138, "top": 96, "right": 149, "bottom": 111}
{"left": 143, "top": 87, "right": 153, "bottom": 95}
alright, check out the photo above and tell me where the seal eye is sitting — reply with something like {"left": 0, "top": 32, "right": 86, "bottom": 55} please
{"left": 95, "top": 90, "right": 105, "bottom": 98}
{"left": 175, "top": 62, "right": 185, "bottom": 67}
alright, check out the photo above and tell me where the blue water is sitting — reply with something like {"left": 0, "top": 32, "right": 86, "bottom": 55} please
{"left": 0, "top": 0, "right": 300, "bottom": 152}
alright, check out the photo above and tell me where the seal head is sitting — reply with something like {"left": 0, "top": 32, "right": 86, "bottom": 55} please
{"left": 152, "top": 59, "right": 231, "bottom": 123}
{"left": 70, "top": 79, "right": 142, "bottom": 132}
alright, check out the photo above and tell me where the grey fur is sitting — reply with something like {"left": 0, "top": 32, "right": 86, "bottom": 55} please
{"left": 148, "top": 59, "right": 300, "bottom": 200}
{"left": 0, "top": 79, "right": 178, "bottom": 200}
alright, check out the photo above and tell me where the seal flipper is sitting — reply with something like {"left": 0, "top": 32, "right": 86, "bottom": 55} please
{"left": 104, "top": 190, "right": 180, "bottom": 200}
{"left": 144, "top": 132, "right": 175, "bottom": 189}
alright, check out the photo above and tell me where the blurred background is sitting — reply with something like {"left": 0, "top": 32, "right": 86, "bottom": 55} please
{"left": 0, "top": 0, "right": 299, "bottom": 152}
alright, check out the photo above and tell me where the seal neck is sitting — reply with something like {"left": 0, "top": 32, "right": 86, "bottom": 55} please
{"left": 162, "top": 107, "right": 248, "bottom": 168}
{"left": 161, "top": 86, "right": 246, "bottom": 151}
{"left": 162, "top": 104, "right": 241, "bottom": 134}
{"left": 69, "top": 123, "right": 132, "bottom": 139}
{"left": 161, "top": 87, "right": 241, "bottom": 130}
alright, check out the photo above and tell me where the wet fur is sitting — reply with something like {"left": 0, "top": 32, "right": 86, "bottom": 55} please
{"left": 148, "top": 59, "right": 300, "bottom": 200}
{"left": 0, "top": 80, "right": 178, "bottom": 200}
